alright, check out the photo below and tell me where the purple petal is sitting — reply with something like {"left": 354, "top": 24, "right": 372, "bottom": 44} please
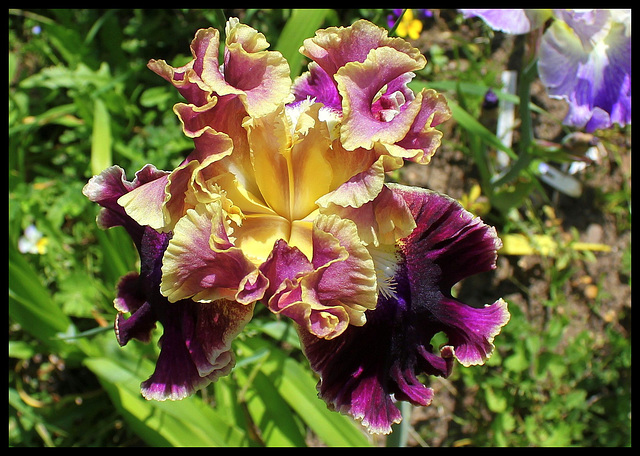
{"left": 82, "top": 165, "right": 169, "bottom": 248}
{"left": 291, "top": 62, "right": 342, "bottom": 112}
{"left": 299, "top": 186, "right": 508, "bottom": 434}
{"left": 537, "top": 10, "right": 630, "bottom": 131}
{"left": 460, "top": 9, "right": 550, "bottom": 34}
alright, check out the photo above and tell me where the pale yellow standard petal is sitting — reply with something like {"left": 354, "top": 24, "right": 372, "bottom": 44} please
{"left": 117, "top": 174, "right": 169, "bottom": 230}
{"left": 161, "top": 202, "right": 259, "bottom": 304}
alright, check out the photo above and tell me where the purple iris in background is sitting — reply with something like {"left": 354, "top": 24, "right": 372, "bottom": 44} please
{"left": 461, "top": 9, "right": 631, "bottom": 132}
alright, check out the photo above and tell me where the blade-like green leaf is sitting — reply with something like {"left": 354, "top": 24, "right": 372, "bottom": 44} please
{"left": 237, "top": 337, "right": 372, "bottom": 447}
{"left": 85, "top": 357, "right": 249, "bottom": 447}
{"left": 451, "top": 99, "right": 517, "bottom": 160}
{"left": 91, "top": 98, "right": 112, "bottom": 176}
{"left": 9, "top": 242, "right": 76, "bottom": 354}
{"left": 234, "top": 359, "right": 307, "bottom": 446}
{"left": 410, "top": 80, "right": 518, "bottom": 159}
{"left": 275, "top": 9, "right": 329, "bottom": 78}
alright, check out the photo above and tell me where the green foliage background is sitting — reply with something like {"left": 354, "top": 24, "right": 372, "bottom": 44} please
{"left": 9, "top": 9, "right": 631, "bottom": 447}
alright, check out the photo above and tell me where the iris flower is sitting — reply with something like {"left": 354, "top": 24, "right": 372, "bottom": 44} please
{"left": 84, "top": 17, "right": 508, "bottom": 434}
{"left": 461, "top": 9, "right": 631, "bottom": 132}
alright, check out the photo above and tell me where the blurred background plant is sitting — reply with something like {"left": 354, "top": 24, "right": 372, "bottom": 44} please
{"left": 9, "top": 9, "right": 630, "bottom": 447}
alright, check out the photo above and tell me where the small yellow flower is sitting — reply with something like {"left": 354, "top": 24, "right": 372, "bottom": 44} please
{"left": 459, "top": 183, "right": 491, "bottom": 217}
{"left": 396, "top": 10, "right": 423, "bottom": 40}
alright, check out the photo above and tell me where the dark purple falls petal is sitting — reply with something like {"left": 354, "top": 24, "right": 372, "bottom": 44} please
{"left": 298, "top": 185, "right": 509, "bottom": 434}
{"left": 84, "top": 165, "right": 253, "bottom": 400}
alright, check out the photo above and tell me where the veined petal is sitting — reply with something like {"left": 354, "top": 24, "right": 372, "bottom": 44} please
{"left": 299, "top": 19, "right": 424, "bottom": 79}
{"left": 291, "top": 61, "right": 342, "bottom": 112}
{"left": 538, "top": 11, "right": 631, "bottom": 131}
{"left": 141, "top": 298, "right": 254, "bottom": 401}
{"left": 394, "top": 183, "right": 503, "bottom": 290}
{"left": 83, "top": 165, "right": 169, "bottom": 246}
{"left": 260, "top": 213, "right": 377, "bottom": 339}
{"left": 434, "top": 297, "right": 509, "bottom": 367}
{"left": 205, "top": 18, "right": 292, "bottom": 117}
{"left": 298, "top": 185, "right": 508, "bottom": 434}
{"left": 114, "top": 272, "right": 156, "bottom": 345}
{"left": 336, "top": 46, "right": 425, "bottom": 150}
{"left": 160, "top": 202, "right": 266, "bottom": 304}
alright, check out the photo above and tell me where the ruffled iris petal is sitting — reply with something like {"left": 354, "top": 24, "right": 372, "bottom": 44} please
{"left": 216, "top": 19, "right": 293, "bottom": 117}
{"left": 116, "top": 174, "right": 169, "bottom": 231}
{"left": 85, "top": 168, "right": 249, "bottom": 400}
{"left": 82, "top": 165, "right": 169, "bottom": 247}
{"left": 300, "top": 19, "right": 423, "bottom": 79}
{"left": 260, "top": 214, "right": 377, "bottom": 339}
{"left": 292, "top": 62, "right": 342, "bottom": 112}
{"left": 140, "top": 298, "right": 254, "bottom": 401}
{"left": 321, "top": 184, "right": 416, "bottom": 248}
{"left": 388, "top": 88, "right": 451, "bottom": 164}
{"left": 538, "top": 11, "right": 631, "bottom": 131}
{"left": 336, "top": 47, "right": 424, "bottom": 150}
{"left": 160, "top": 201, "right": 266, "bottom": 304}
{"left": 294, "top": 19, "right": 450, "bottom": 163}
{"left": 149, "top": 23, "right": 291, "bottom": 122}
{"left": 460, "top": 9, "right": 551, "bottom": 35}
{"left": 299, "top": 186, "right": 508, "bottom": 434}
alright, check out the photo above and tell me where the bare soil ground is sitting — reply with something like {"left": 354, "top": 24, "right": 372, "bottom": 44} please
{"left": 390, "top": 11, "right": 631, "bottom": 446}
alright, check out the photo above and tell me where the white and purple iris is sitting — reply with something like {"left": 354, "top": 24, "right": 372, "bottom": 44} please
{"left": 83, "top": 18, "right": 508, "bottom": 434}
{"left": 461, "top": 9, "right": 631, "bottom": 132}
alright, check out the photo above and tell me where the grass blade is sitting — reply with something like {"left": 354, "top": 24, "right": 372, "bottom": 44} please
{"left": 85, "top": 357, "right": 249, "bottom": 447}
{"left": 238, "top": 337, "right": 371, "bottom": 447}
{"left": 90, "top": 98, "right": 112, "bottom": 176}
{"left": 275, "top": 9, "right": 330, "bottom": 78}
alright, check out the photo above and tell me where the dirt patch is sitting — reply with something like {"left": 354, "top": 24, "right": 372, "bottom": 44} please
{"left": 393, "top": 11, "right": 631, "bottom": 446}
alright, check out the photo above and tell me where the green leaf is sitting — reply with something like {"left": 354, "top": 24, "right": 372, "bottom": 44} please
{"left": 483, "top": 385, "right": 508, "bottom": 413}
{"left": 448, "top": 99, "right": 518, "bottom": 160}
{"left": 235, "top": 368, "right": 307, "bottom": 446}
{"left": 9, "top": 242, "right": 75, "bottom": 353}
{"left": 275, "top": 9, "right": 329, "bottom": 78}
{"left": 503, "top": 344, "right": 529, "bottom": 374}
{"left": 91, "top": 98, "right": 112, "bottom": 175}
{"left": 85, "top": 357, "right": 249, "bottom": 447}
{"left": 410, "top": 80, "right": 519, "bottom": 161}
{"left": 237, "top": 337, "right": 372, "bottom": 447}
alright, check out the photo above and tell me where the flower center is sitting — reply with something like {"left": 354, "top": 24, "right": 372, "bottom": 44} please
{"left": 372, "top": 86, "right": 406, "bottom": 122}
{"left": 368, "top": 243, "right": 402, "bottom": 300}
{"left": 222, "top": 101, "right": 342, "bottom": 265}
